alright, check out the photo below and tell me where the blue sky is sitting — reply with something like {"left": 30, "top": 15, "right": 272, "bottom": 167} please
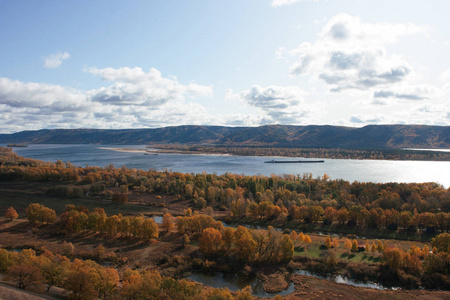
{"left": 0, "top": 0, "right": 449, "bottom": 133}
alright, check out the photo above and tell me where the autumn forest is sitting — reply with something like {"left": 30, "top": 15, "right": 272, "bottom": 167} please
{"left": 0, "top": 146, "right": 449, "bottom": 299}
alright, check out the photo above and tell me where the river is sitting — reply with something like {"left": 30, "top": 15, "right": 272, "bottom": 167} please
{"left": 7, "top": 144, "right": 450, "bottom": 188}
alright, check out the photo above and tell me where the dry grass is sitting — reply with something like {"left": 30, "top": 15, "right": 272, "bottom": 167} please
{"left": 286, "top": 274, "right": 450, "bottom": 300}
{"left": 0, "top": 282, "right": 58, "bottom": 300}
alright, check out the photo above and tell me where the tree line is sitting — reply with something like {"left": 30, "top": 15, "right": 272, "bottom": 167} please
{"left": 150, "top": 144, "right": 450, "bottom": 161}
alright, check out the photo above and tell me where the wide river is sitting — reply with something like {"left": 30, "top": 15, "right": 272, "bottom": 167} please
{"left": 7, "top": 144, "right": 450, "bottom": 188}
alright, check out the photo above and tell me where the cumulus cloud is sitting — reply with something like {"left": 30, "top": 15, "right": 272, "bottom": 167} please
{"left": 2, "top": 66, "right": 301, "bottom": 132}
{"left": 288, "top": 14, "right": 426, "bottom": 93}
{"left": 87, "top": 67, "right": 212, "bottom": 106}
{"left": 0, "top": 67, "right": 216, "bottom": 133}
{"left": 232, "top": 85, "right": 314, "bottom": 124}
{"left": 272, "top": 0, "right": 318, "bottom": 7}
{"left": 240, "top": 85, "right": 305, "bottom": 109}
{"left": 43, "top": 51, "right": 70, "bottom": 68}
{"left": 0, "top": 78, "right": 87, "bottom": 111}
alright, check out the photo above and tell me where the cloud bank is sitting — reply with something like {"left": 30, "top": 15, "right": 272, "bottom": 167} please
{"left": 0, "top": 67, "right": 219, "bottom": 133}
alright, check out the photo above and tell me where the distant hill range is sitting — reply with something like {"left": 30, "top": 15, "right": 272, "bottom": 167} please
{"left": 0, "top": 125, "right": 449, "bottom": 149}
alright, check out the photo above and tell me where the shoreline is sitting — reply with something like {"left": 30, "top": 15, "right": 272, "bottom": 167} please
{"left": 97, "top": 146, "right": 450, "bottom": 162}
{"left": 99, "top": 147, "right": 232, "bottom": 157}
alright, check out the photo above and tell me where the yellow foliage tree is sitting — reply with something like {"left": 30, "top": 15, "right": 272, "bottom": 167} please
{"left": 290, "top": 230, "right": 298, "bottom": 245}
{"left": 351, "top": 239, "right": 358, "bottom": 252}
{"left": 279, "top": 234, "right": 294, "bottom": 261}
{"left": 140, "top": 219, "right": 159, "bottom": 241}
{"left": 344, "top": 238, "right": 352, "bottom": 252}
{"left": 162, "top": 213, "right": 175, "bottom": 232}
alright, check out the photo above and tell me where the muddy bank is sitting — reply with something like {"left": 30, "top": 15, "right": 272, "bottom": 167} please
{"left": 259, "top": 272, "right": 290, "bottom": 293}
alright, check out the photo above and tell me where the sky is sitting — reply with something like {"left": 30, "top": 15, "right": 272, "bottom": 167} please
{"left": 0, "top": 0, "right": 450, "bottom": 133}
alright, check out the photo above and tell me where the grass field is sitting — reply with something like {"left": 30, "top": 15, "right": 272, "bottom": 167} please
{"left": 0, "top": 181, "right": 162, "bottom": 217}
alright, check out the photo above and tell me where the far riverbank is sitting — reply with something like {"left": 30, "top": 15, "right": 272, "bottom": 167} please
{"left": 146, "top": 144, "right": 450, "bottom": 161}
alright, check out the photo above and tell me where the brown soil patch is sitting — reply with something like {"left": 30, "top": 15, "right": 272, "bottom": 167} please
{"left": 286, "top": 274, "right": 450, "bottom": 300}
{"left": 261, "top": 272, "right": 289, "bottom": 293}
{"left": 0, "top": 282, "right": 58, "bottom": 300}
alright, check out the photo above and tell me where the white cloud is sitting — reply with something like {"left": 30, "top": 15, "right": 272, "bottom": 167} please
{"left": 373, "top": 84, "right": 438, "bottom": 101}
{"left": 349, "top": 114, "right": 387, "bottom": 124}
{"left": 43, "top": 51, "right": 70, "bottom": 68}
{"left": 231, "top": 85, "right": 315, "bottom": 124}
{"left": 272, "top": 0, "right": 319, "bottom": 7}
{"left": 288, "top": 14, "right": 427, "bottom": 93}
{"left": 87, "top": 67, "right": 212, "bottom": 106}
{"left": 441, "top": 69, "right": 450, "bottom": 82}
{"left": 240, "top": 85, "right": 305, "bottom": 109}
{"left": 2, "top": 66, "right": 298, "bottom": 132}
{"left": 0, "top": 78, "right": 87, "bottom": 111}
{"left": 0, "top": 67, "right": 216, "bottom": 133}
{"left": 275, "top": 47, "right": 286, "bottom": 59}
{"left": 218, "top": 114, "right": 269, "bottom": 126}
{"left": 319, "top": 14, "right": 426, "bottom": 45}
{"left": 347, "top": 99, "right": 450, "bottom": 126}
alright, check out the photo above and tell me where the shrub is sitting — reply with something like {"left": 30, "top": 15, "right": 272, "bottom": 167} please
{"left": 112, "top": 193, "right": 128, "bottom": 204}
{"left": 397, "top": 270, "right": 421, "bottom": 289}
{"left": 26, "top": 203, "right": 56, "bottom": 225}
{"left": 4, "top": 206, "right": 18, "bottom": 221}
{"left": 346, "top": 263, "right": 379, "bottom": 282}
{"left": 422, "top": 272, "right": 450, "bottom": 290}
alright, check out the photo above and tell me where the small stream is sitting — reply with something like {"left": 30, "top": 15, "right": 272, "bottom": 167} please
{"left": 152, "top": 215, "right": 163, "bottom": 224}
{"left": 187, "top": 271, "right": 295, "bottom": 298}
{"left": 186, "top": 268, "right": 399, "bottom": 298}
{"left": 295, "top": 270, "right": 399, "bottom": 290}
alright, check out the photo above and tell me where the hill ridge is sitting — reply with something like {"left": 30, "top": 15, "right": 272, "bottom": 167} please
{"left": 0, "top": 124, "right": 449, "bottom": 149}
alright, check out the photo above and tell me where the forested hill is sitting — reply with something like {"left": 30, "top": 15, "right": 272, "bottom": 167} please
{"left": 0, "top": 124, "right": 449, "bottom": 149}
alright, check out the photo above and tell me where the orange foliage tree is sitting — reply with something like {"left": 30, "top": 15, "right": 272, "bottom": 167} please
{"left": 4, "top": 206, "right": 18, "bottom": 221}
{"left": 199, "top": 227, "right": 222, "bottom": 256}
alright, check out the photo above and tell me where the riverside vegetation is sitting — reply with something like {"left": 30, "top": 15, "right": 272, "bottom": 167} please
{"left": 149, "top": 144, "right": 450, "bottom": 161}
{"left": 0, "top": 146, "right": 449, "bottom": 299}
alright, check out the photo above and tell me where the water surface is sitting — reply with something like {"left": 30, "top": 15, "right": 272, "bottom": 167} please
{"left": 295, "top": 270, "right": 398, "bottom": 290}
{"left": 8, "top": 144, "right": 450, "bottom": 187}
{"left": 187, "top": 271, "right": 295, "bottom": 297}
